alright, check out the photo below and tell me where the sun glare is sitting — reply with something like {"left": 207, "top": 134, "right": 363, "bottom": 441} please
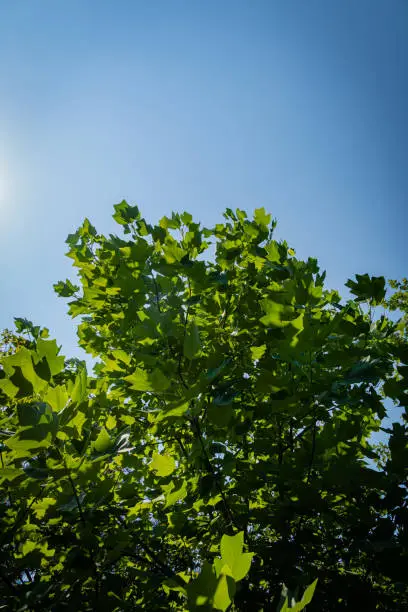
{"left": 0, "top": 157, "right": 9, "bottom": 207}
{"left": 0, "top": 176, "right": 5, "bottom": 202}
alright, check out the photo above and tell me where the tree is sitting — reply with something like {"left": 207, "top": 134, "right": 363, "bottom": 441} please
{"left": 0, "top": 201, "right": 407, "bottom": 610}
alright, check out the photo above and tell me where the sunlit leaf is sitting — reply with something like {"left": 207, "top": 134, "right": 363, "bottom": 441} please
{"left": 150, "top": 452, "right": 176, "bottom": 477}
{"left": 45, "top": 385, "right": 68, "bottom": 412}
{"left": 164, "top": 480, "right": 187, "bottom": 507}
{"left": 125, "top": 367, "right": 170, "bottom": 392}
{"left": 254, "top": 207, "right": 271, "bottom": 227}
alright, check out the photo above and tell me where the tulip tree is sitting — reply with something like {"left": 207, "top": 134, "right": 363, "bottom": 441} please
{"left": 0, "top": 202, "right": 407, "bottom": 610}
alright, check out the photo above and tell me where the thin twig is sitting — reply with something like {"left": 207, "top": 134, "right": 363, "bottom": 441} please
{"left": 66, "top": 466, "right": 99, "bottom": 605}
{"left": 68, "top": 474, "right": 86, "bottom": 525}
{"left": 178, "top": 305, "right": 190, "bottom": 390}
{"left": 192, "top": 415, "right": 239, "bottom": 532}
{"left": 152, "top": 274, "right": 162, "bottom": 314}
{"left": 306, "top": 418, "right": 317, "bottom": 485}
{"left": 176, "top": 437, "right": 187, "bottom": 457}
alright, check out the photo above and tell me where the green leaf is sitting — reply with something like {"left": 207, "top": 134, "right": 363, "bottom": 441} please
{"left": 0, "top": 378, "right": 19, "bottom": 398}
{"left": 0, "top": 467, "right": 22, "bottom": 481}
{"left": 44, "top": 385, "right": 68, "bottom": 412}
{"left": 32, "top": 497, "right": 56, "bottom": 519}
{"left": 220, "top": 532, "right": 253, "bottom": 582}
{"left": 5, "top": 348, "right": 48, "bottom": 394}
{"left": 155, "top": 400, "right": 189, "bottom": 422}
{"left": 70, "top": 367, "right": 88, "bottom": 404}
{"left": 160, "top": 215, "right": 180, "bottom": 230}
{"left": 254, "top": 207, "right": 271, "bottom": 227}
{"left": 251, "top": 345, "right": 266, "bottom": 361}
{"left": 162, "top": 242, "right": 186, "bottom": 263}
{"left": 93, "top": 428, "right": 112, "bottom": 453}
{"left": 111, "top": 349, "right": 131, "bottom": 365}
{"left": 65, "top": 409, "right": 87, "bottom": 437}
{"left": 17, "top": 403, "right": 41, "bottom": 426}
{"left": 53, "top": 279, "right": 80, "bottom": 297}
{"left": 105, "top": 414, "right": 117, "bottom": 430}
{"left": 229, "top": 553, "right": 253, "bottom": 582}
{"left": 280, "top": 579, "right": 318, "bottom": 611}
{"left": 36, "top": 339, "right": 65, "bottom": 376}
{"left": 112, "top": 200, "right": 140, "bottom": 227}
{"left": 221, "top": 532, "right": 244, "bottom": 571}
{"left": 345, "top": 274, "right": 386, "bottom": 304}
{"left": 151, "top": 368, "right": 171, "bottom": 391}
{"left": 6, "top": 424, "right": 54, "bottom": 453}
{"left": 150, "top": 452, "right": 176, "bottom": 477}
{"left": 213, "top": 573, "right": 235, "bottom": 612}
{"left": 187, "top": 561, "right": 218, "bottom": 610}
{"left": 164, "top": 480, "right": 187, "bottom": 507}
{"left": 14, "top": 318, "right": 41, "bottom": 338}
{"left": 125, "top": 368, "right": 152, "bottom": 391}
{"left": 181, "top": 211, "right": 193, "bottom": 225}
{"left": 265, "top": 241, "right": 281, "bottom": 263}
{"left": 213, "top": 558, "right": 226, "bottom": 578}
{"left": 300, "top": 579, "right": 318, "bottom": 607}
{"left": 260, "top": 300, "right": 298, "bottom": 328}
{"left": 21, "top": 541, "right": 37, "bottom": 557}
{"left": 184, "top": 322, "right": 201, "bottom": 360}
{"left": 125, "top": 367, "right": 170, "bottom": 392}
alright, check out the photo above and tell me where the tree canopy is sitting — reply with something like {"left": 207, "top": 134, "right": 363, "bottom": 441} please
{"left": 1, "top": 202, "right": 407, "bottom": 610}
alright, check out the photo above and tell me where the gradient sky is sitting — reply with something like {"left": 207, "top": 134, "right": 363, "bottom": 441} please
{"left": 0, "top": 0, "right": 407, "bottom": 363}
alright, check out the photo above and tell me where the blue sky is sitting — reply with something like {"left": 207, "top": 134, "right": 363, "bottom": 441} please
{"left": 0, "top": 0, "right": 407, "bottom": 361}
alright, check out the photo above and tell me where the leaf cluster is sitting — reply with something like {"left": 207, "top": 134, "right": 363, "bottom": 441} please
{"left": 0, "top": 202, "right": 407, "bottom": 610}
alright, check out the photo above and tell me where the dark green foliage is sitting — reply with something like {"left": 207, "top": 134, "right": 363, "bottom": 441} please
{"left": 0, "top": 202, "right": 407, "bottom": 610}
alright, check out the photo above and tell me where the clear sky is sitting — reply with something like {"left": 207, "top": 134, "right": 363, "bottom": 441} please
{"left": 0, "top": 0, "right": 407, "bottom": 361}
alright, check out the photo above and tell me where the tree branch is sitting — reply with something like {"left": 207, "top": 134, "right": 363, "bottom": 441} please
{"left": 191, "top": 415, "right": 239, "bottom": 532}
